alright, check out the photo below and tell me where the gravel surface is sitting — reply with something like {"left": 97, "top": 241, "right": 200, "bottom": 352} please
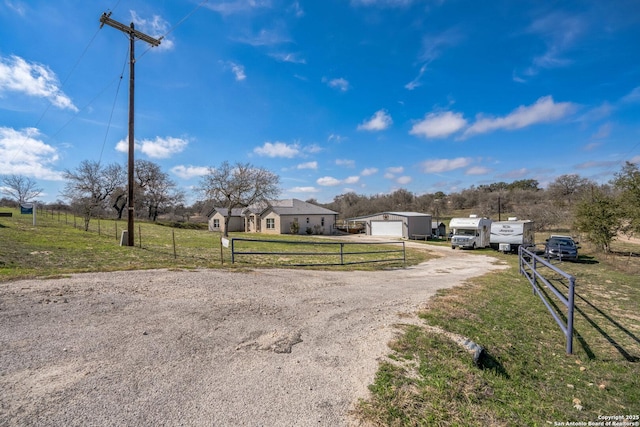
{"left": 0, "top": 243, "right": 507, "bottom": 426}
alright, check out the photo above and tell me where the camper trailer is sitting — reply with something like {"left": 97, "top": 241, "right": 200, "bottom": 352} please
{"left": 490, "top": 218, "right": 535, "bottom": 253}
{"left": 449, "top": 215, "right": 492, "bottom": 249}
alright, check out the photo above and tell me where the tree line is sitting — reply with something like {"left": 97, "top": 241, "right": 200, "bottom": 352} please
{"left": 2, "top": 160, "right": 639, "bottom": 252}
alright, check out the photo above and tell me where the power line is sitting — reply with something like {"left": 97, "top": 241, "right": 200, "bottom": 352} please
{"left": 98, "top": 47, "right": 130, "bottom": 166}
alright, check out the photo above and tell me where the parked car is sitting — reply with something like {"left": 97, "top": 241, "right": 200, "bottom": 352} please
{"left": 545, "top": 235, "right": 579, "bottom": 261}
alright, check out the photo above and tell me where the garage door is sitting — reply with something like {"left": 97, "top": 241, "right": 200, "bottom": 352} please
{"left": 371, "top": 221, "right": 403, "bottom": 237}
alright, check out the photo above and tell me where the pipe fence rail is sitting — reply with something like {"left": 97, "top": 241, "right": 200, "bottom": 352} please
{"left": 519, "top": 245, "right": 576, "bottom": 354}
{"left": 231, "top": 238, "right": 406, "bottom": 267}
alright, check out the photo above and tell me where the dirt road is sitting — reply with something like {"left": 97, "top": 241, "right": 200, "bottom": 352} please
{"left": 0, "top": 244, "right": 507, "bottom": 426}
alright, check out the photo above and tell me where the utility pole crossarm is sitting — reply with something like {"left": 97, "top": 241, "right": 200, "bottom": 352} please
{"left": 99, "top": 12, "right": 162, "bottom": 47}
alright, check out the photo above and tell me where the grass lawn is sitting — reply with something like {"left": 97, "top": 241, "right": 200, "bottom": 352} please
{"left": 355, "top": 244, "right": 640, "bottom": 425}
{"left": 0, "top": 208, "right": 429, "bottom": 281}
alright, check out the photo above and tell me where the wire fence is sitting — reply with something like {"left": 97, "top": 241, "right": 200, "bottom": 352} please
{"left": 5, "top": 208, "right": 408, "bottom": 268}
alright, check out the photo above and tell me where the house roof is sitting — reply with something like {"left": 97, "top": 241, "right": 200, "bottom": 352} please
{"left": 348, "top": 211, "right": 432, "bottom": 220}
{"left": 207, "top": 207, "right": 244, "bottom": 218}
{"left": 211, "top": 199, "right": 338, "bottom": 218}
{"left": 262, "top": 199, "right": 338, "bottom": 216}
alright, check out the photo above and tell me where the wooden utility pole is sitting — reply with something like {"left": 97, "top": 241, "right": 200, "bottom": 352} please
{"left": 100, "top": 12, "right": 161, "bottom": 246}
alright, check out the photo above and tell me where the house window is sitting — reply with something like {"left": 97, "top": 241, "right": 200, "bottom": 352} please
{"left": 321, "top": 217, "right": 325, "bottom": 226}
{"left": 213, "top": 218, "right": 220, "bottom": 228}
{"left": 266, "top": 218, "right": 275, "bottom": 229}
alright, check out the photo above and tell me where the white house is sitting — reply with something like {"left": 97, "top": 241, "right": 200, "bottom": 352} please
{"left": 209, "top": 199, "right": 338, "bottom": 235}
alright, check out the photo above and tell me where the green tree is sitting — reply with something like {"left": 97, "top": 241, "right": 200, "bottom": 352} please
{"left": 573, "top": 186, "right": 621, "bottom": 252}
{"left": 611, "top": 161, "right": 640, "bottom": 237}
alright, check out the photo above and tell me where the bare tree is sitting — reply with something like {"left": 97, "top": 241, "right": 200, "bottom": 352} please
{"left": 199, "top": 161, "right": 280, "bottom": 237}
{"left": 135, "top": 160, "right": 183, "bottom": 221}
{"left": 1, "top": 175, "right": 43, "bottom": 204}
{"left": 62, "top": 161, "right": 125, "bottom": 231}
{"left": 547, "top": 174, "right": 593, "bottom": 207}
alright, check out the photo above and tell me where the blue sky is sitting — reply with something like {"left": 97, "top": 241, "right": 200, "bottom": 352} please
{"left": 1, "top": 0, "right": 639, "bottom": 204}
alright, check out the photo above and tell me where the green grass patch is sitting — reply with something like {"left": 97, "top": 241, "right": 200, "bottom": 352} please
{"left": 356, "top": 246, "right": 640, "bottom": 426}
{"left": 0, "top": 209, "right": 430, "bottom": 281}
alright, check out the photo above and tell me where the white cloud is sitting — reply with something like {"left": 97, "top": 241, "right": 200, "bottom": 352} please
{"left": 305, "top": 144, "right": 322, "bottom": 154}
{"left": 396, "top": 176, "right": 412, "bottom": 185}
{"left": 336, "top": 159, "right": 355, "bottom": 168}
{"left": 130, "top": 11, "right": 174, "bottom": 51}
{"left": 254, "top": 141, "right": 300, "bottom": 158}
{"left": 5, "top": 1, "right": 27, "bottom": 16}
{"left": 386, "top": 166, "right": 404, "bottom": 174}
{"left": 317, "top": 176, "right": 341, "bottom": 186}
{"left": 171, "top": 165, "right": 209, "bottom": 179}
{"left": 296, "top": 161, "right": 318, "bottom": 170}
{"left": 465, "top": 166, "right": 491, "bottom": 175}
{"left": 410, "top": 111, "right": 467, "bottom": 139}
{"left": 220, "top": 61, "right": 246, "bottom": 81}
{"left": 421, "top": 157, "right": 472, "bottom": 173}
{"left": 622, "top": 86, "right": 640, "bottom": 103}
{"left": 289, "top": 1, "right": 304, "bottom": 17}
{"left": 344, "top": 176, "right": 360, "bottom": 184}
{"left": 290, "top": 186, "right": 319, "bottom": 193}
{"left": 575, "top": 160, "right": 618, "bottom": 170}
{"left": 383, "top": 172, "right": 395, "bottom": 179}
{"left": 269, "top": 52, "right": 306, "bottom": 64}
{"left": 361, "top": 167, "right": 378, "bottom": 176}
{"left": 328, "top": 134, "right": 347, "bottom": 143}
{"left": 351, "top": 0, "right": 415, "bottom": 7}
{"left": 0, "top": 127, "right": 62, "bottom": 180}
{"left": 357, "top": 110, "right": 393, "bottom": 131}
{"left": 116, "top": 136, "right": 188, "bottom": 159}
{"left": 591, "top": 123, "right": 612, "bottom": 139}
{"left": 583, "top": 142, "right": 601, "bottom": 151}
{"left": 522, "top": 13, "right": 585, "bottom": 77}
{"left": 0, "top": 55, "right": 77, "bottom": 111}
{"left": 405, "top": 64, "right": 427, "bottom": 91}
{"left": 463, "top": 96, "right": 575, "bottom": 138}
{"left": 323, "top": 77, "right": 350, "bottom": 92}
{"left": 235, "top": 28, "right": 291, "bottom": 47}
{"left": 406, "top": 29, "right": 463, "bottom": 90}
{"left": 205, "top": 0, "right": 271, "bottom": 16}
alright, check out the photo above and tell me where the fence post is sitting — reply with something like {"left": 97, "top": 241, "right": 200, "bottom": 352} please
{"left": 566, "top": 276, "right": 575, "bottom": 354}
{"left": 231, "top": 238, "right": 235, "bottom": 264}
{"left": 172, "top": 230, "right": 177, "bottom": 259}
{"left": 402, "top": 241, "right": 406, "bottom": 266}
{"left": 340, "top": 243, "right": 344, "bottom": 265}
{"left": 138, "top": 225, "right": 142, "bottom": 248}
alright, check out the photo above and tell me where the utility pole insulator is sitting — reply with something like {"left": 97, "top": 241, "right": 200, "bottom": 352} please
{"left": 100, "top": 11, "right": 161, "bottom": 247}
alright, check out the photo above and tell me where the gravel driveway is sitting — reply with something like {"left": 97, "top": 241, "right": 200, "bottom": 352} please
{"left": 0, "top": 243, "right": 507, "bottom": 426}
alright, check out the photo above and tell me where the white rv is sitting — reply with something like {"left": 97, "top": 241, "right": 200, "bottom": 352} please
{"left": 489, "top": 218, "right": 535, "bottom": 253}
{"left": 449, "top": 215, "right": 492, "bottom": 249}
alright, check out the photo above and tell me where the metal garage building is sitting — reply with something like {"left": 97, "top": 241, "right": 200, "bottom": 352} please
{"left": 350, "top": 212, "right": 432, "bottom": 239}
